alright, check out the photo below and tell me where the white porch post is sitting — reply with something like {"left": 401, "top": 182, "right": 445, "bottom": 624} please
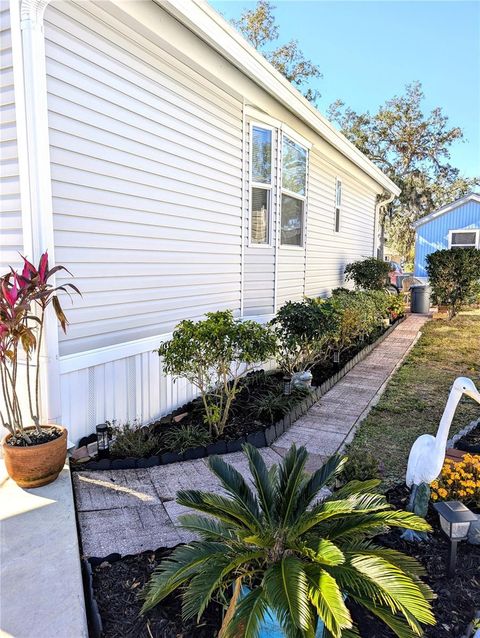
{"left": 19, "top": 0, "right": 61, "bottom": 424}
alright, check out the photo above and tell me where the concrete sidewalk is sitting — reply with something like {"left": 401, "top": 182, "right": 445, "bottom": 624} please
{"left": 73, "top": 313, "right": 430, "bottom": 558}
{"left": 0, "top": 461, "right": 88, "bottom": 638}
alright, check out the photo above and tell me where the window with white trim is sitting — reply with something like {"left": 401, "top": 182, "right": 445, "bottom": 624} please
{"left": 449, "top": 229, "right": 479, "bottom": 249}
{"left": 250, "top": 126, "right": 273, "bottom": 245}
{"left": 280, "top": 135, "right": 307, "bottom": 246}
{"left": 334, "top": 178, "right": 342, "bottom": 232}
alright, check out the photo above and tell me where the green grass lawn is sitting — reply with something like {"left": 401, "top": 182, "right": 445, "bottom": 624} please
{"left": 347, "top": 309, "right": 480, "bottom": 488}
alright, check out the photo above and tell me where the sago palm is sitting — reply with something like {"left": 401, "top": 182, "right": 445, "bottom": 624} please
{"left": 142, "top": 444, "right": 435, "bottom": 637}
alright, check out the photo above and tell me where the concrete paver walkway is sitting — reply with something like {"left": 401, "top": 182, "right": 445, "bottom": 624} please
{"left": 73, "top": 313, "right": 429, "bottom": 558}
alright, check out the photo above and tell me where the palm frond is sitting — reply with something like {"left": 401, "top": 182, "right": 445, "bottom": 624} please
{"left": 324, "top": 510, "right": 431, "bottom": 541}
{"left": 176, "top": 489, "right": 260, "bottom": 532}
{"left": 349, "top": 595, "right": 424, "bottom": 638}
{"left": 348, "top": 553, "right": 435, "bottom": 627}
{"left": 341, "top": 541, "right": 427, "bottom": 579}
{"left": 330, "top": 479, "right": 382, "bottom": 499}
{"left": 141, "top": 541, "right": 226, "bottom": 613}
{"left": 292, "top": 492, "right": 390, "bottom": 537}
{"left": 277, "top": 445, "right": 309, "bottom": 524}
{"left": 263, "top": 556, "right": 313, "bottom": 632}
{"left": 182, "top": 549, "right": 265, "bottom": 621}
{"left": 297, "top": 538, "right": 345, "bottom": 566}
{"left": 243, "top": 443, "right": 276, "bottom": 524}
{"left": 294, "top": 454, "right": 346, "bottom": 518}
{"left": 223, "top": 587, "right": 270, "bottom": 638}
{"left": 177, "top": 514, "right": 238, "bottom": 541}
{"left": 208, "top": 454, "right": 262, "bottom": 523}
{"left": 304, "top": 565, "right": 352, "bottom": 638}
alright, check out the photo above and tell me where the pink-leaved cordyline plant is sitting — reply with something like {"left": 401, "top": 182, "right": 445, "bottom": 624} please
{"left": 0, "top": 252, "right": 80, "bottom": 444}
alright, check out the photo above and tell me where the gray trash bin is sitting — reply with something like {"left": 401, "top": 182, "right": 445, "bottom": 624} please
{"left": 410, "top": 284, "right": 431, "bottom": 314}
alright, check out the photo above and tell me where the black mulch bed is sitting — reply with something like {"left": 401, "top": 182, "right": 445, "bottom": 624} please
{"left": 355, "top": 484, "right": 480, "bottom": 638}
{"left": 99, "top": 326, "right": 387, "bottom": 462}
{"left": 90, "top": 482, "right": 479, "bottom": 638}
{"left": 91, "top": 549, "right": 223, "bottom": 638}
{"left": 457, "top": 422, "right": 480, "bottom": 454}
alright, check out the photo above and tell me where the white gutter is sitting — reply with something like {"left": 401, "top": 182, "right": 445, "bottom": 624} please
{"left": 374, "top": 190, "right": 396, "bottom": 258}
{"left": 157, "top": 0, "right": 401, "bottom": 198}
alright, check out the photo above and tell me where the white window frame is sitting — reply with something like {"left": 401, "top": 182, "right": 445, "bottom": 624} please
{"left": 280, "top": 133, "right": 308, "bottom": 249}
{"left": 334, "top": 178, "right": 342, "bottom": 233}
{"left": 248, "top": 122, "right": 275, "bottom": 248}
{"left": 448, "top": 228, "right": 480, "bottom": 249}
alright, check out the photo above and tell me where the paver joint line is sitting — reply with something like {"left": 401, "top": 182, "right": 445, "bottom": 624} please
{"left": 73, "top": 314, "right": 429, "bottom": 557}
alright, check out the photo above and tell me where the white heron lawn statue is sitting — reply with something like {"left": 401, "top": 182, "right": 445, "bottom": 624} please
{"left": 402, "top": 377, "right": 480, "bottom": 541}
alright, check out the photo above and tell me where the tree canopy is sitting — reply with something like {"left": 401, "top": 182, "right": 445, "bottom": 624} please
{"left": 328, "top": 82, "right": 479, "bottom": 259}
{"left": 232, "top": 0, "right": 322, "bottom": 104}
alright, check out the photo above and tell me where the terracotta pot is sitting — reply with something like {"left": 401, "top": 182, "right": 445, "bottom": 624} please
{"left": 2, "top": 426, "right": 67, "bottom": 488}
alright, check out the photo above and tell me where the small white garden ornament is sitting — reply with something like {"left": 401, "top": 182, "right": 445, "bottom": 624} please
{"left": 402, "top": 377, "right": 480, "bottom": 541}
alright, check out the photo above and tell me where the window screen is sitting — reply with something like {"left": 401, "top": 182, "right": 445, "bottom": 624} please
{"left": 451, "top": 232, "right": 477, "bottom": 247}
{"left": 251, "top": 187, "right": 270, "bottom": 244}
{"left": 281, "top": 194, "right": 303, "bottom": 246}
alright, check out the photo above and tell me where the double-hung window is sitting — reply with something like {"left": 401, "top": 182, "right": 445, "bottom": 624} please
{"left": 280, "top": 135, "right": 307, "bottom": 246}
{"left": 334, "top": 178, "right": 342, "bottom": 232}
{"left": 250, "top": 126, "right": 273, "bottom": 245}
{"left": 449, "top": 229, "right": 479, "bottom": 249}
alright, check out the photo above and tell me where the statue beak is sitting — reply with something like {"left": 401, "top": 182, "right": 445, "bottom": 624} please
{"left": 465, "top": 389, "right": 480, "bottom": 404}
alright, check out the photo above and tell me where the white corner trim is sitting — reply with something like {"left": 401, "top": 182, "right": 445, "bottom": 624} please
{"left": 19, "top": 0, "right": 60, "bottom": 422}
{"left": 412, "top": 193, "right": 480, "bottom": 229}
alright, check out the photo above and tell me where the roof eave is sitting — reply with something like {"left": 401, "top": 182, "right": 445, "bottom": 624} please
{"left": 157, "top": 0, "right": 400, "bottom": 197}
{"left": 412, "top": 193, "right": 480, "bottom": 229}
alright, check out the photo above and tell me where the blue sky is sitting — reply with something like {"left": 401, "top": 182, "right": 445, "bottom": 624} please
{"left": 211, "top": 1, "right": 480, "bottom": 178}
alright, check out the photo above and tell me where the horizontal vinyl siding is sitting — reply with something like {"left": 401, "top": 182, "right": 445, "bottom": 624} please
{"left": 44, "top": 0, "right": 243, "bottom": 355}
{"left": 0, "top": 1, "right": 22, "bottom": 272}
{"left": 414, "top": 201, "right": 480, "bottom": 277}
{"left": 305, "top": 150, "right": 377, "bottom": 297}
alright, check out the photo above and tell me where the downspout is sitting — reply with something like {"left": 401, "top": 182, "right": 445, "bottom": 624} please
{"left": 375, "top": 190, "right": 396, "bottom": 260}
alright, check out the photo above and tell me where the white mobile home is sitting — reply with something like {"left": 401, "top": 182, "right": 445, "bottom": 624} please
{"left": 0, "top": 0, "right": 399, "bottom": 442}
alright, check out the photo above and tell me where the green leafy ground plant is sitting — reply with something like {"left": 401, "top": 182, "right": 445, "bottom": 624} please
{"left": 142, "top": 444, "right": 435, "bottom": 637}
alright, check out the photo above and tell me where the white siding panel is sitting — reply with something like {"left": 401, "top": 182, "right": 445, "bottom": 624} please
{"left": 44, "top": 1, "right": 244, "bottom": 356}
{"left": 0, "top": 4, "right": 22, "bottom": 272}
{"left": 305, "top": 150, "right": 377, "bottom": 297}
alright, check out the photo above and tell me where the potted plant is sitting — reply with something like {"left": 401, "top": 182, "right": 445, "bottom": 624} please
{"left": 0, "top": 252, "right": 80, "bottom": 487}
{"left": 142, "top": 444, "right": 435, "bottom": 636}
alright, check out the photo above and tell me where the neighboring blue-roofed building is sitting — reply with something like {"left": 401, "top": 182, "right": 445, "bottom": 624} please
{"left": 413, "top": 193, "right": 480, "bottom": 278}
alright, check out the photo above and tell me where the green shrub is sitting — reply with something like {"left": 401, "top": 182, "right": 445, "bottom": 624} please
{"left": 163, "top": 424, "right": 212, "bottom": 453}
{"left": 157, "top": 311, "right": 276, "bottom": 436}
{"left": 344, "top": 257, "right": 391, "bottom": 290}
{"left": 314, "top": 290, "right": 384, "bottom": 355}
{"left": 109, "top": 420, "right": 161, "bottom": 458}
{"left": 338, "top": 450, "right": 383, "bottom": 485}
{"left": 271, "top": 299, "right": 332, "bottom": 375}
{"left": 426, "top": 247, "right": 480, "bottom": 318}
{"left": 142, "top": 444, "right": 435, "bottom": 636}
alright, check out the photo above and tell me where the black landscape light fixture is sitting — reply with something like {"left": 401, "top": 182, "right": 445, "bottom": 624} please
{"left": 433, "top": 500, "right": 476, "bottom": 576}
{"left": 333, "top": 350, "right": 340, "bottom": 364}
{"left": 283, "top": 375, "right": 292, "bottom": 396}
{"left": 96, "top": 423, "right": 110, "bottom": 459}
